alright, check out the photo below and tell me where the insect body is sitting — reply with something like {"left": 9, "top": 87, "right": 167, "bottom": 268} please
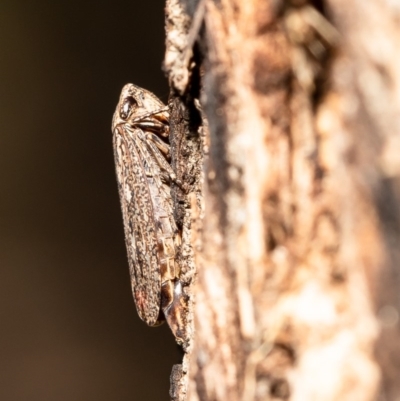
{"left": 112, "top": 84, "right": 185, "bottom": 341}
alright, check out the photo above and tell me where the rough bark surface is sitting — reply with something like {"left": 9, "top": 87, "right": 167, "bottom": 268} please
{"left": 164, "top": 0, "right": 400, "bottom": 400}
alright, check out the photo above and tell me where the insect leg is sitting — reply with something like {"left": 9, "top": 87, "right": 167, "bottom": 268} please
{"left": 148, "top": 141, "right": 187, "bottom": 192}
{"left": 145, "top": 135, "right": 178, "bottom": 183}
{"left": 137, "top": 121, "right": 169, "bottom": 137}
{"left": 146, "top": 132, "right": 170, "bottom": 157}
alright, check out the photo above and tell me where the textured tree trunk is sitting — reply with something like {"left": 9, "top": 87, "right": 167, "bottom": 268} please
{"left": 164, "top": 1, "right": 400, "bottom": 400}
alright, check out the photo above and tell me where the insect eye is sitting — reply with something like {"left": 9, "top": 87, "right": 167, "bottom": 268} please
{"left": 120, "top": 96, "right": 137, "bottom": 119}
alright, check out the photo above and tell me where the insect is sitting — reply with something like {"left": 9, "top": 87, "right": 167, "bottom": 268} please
{"left": 112, "top": 84, "right": 185, "bottom": 341}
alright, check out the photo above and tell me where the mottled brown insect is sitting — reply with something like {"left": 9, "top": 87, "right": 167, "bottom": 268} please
{"left": 112, "top": 84, "right": 185, "bottom": 341}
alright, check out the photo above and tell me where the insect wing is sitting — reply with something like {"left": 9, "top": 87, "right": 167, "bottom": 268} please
{"left": 134, "top": 130, "right": 180, "bottom": 283}
{"left": 113, "top": 125, "right": 161, "bottom": 326}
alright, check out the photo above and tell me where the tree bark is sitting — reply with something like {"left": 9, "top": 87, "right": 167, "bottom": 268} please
{"left": 164, "top": 1, "right": 400, "bottom": 400}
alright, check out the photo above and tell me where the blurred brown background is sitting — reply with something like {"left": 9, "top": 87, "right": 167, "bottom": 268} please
{"left": 0, "top": 1, "right": 180, "bottom": 400}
